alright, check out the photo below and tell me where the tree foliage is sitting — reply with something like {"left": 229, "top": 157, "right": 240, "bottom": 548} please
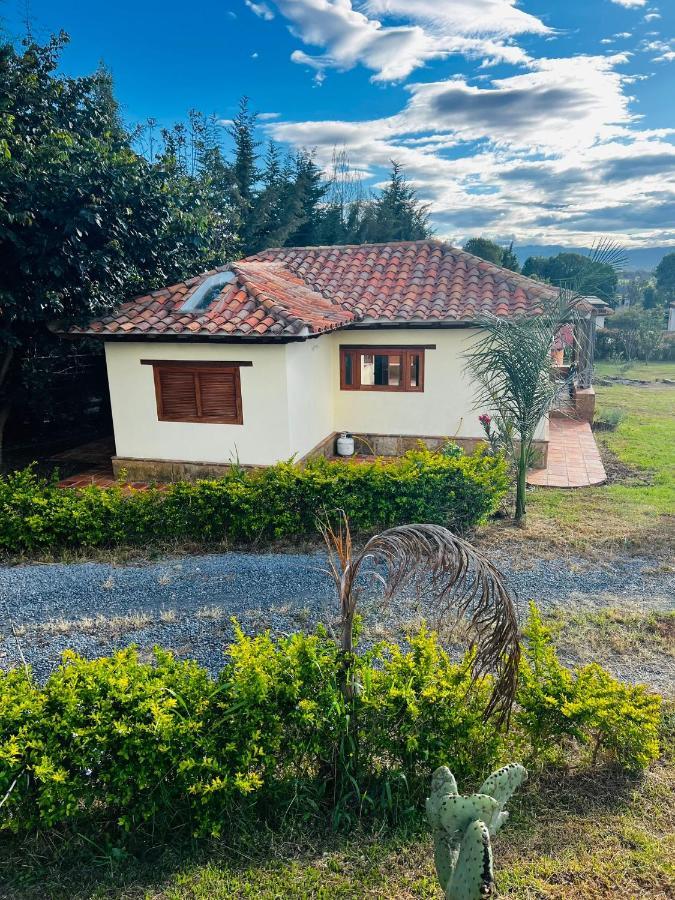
{"left": 463, "top": 237, "right": 520, "bottom": 272}
{"left": 522, "top": 252, "right": 618, "bottom": 305}
{"left": 465, "top": 296, "right": 580, "bottom": 521}
{"left": 0, "top": 35, "right": 432, "bottom": 462}
{"left": 655, "top": 251, "right": 675, "bottom": 304}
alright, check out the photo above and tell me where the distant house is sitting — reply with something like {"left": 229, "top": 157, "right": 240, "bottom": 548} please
{"left": 70, "top": 241, "right": 606, "bottom": 481}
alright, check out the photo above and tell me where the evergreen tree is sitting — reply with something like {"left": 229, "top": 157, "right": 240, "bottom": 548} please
{"left": 361, "top": 162, "right": 431, "bottom": 243}
{"left": 227, "top": 97, "right": 260, "bottom": 252}
{"left": 287, "top": 151, "right": 327, "bottom": 247}
{"left": 655, "top": 251, "right": 675, "bottom": 305}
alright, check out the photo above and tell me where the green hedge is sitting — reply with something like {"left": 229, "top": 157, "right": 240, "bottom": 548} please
{"left": 0, "top": 448, "right": 508, "bottom": 552}
{"left": 0, "top": 613, "right": 661, "bottom": 839}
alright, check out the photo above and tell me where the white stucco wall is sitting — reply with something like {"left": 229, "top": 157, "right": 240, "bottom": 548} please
{"left": 285, "top": 338, "right": 334, "bottom": 459}
{"left": 105, "top": 328, "right": 547, "bottom": 465}
{"left": 331, "top": 328, "right": 483, "bottom": 439}
{"left": 105, "top": 341, "right": 291, "bottom": 466}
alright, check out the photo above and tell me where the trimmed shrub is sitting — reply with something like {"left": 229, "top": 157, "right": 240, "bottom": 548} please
{"left": 517, "top": 604, "right": 661, "bottom": 770}
{"left": 0, "top": 448, "right": 508, "bottom": 553}
{"left": 0, "top": 611, "right": 662, "bottom": 839}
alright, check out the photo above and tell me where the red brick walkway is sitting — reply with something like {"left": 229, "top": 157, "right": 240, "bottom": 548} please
{"left": 527, "top": 418, "right": 606, "bottom": 488}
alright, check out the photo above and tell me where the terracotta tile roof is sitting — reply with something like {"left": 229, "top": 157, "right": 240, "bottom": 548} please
{"left": 72, "top": 240, "right": 563, "bottom": 339}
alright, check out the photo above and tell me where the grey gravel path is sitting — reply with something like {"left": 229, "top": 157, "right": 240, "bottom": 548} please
{"left": 0, "top": 550, "right": 673, "bottom": 691}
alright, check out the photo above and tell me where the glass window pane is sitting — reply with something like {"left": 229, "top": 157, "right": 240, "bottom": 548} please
{"left": 344, "top": 352, "right": 353, "bottom": 386}
{"left": 387, "top": 354, "right": 401, "bottom": 386}
{"left": 361, "top": 353, "right": 375, "bottom": 385}
{"left": 374, "top": 354, "right": 389, "bottom": 385}
{"left": 409, "top": 353, "right": 420, "bottom": 387}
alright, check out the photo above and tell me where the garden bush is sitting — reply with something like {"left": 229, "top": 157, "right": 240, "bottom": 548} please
{"left": 0, "top": 448, "right": 508, "bottom": 553}
{"left": 0, "top": 610, "right": 661, "bottom": 839}
{"left": 517, "top": 604, "right": 661, "bottom": 770}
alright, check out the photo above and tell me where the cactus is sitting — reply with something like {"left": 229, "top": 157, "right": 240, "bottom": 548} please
{"left": 426, "top": 763, "right": 527, "bottom": 899}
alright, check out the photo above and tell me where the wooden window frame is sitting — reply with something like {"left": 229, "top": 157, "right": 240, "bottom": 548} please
{"left": 339, "top": 346, "right": 426, "bottom": 393}
{"left": 142, "top": 360, "right": 246, "bottom": 424}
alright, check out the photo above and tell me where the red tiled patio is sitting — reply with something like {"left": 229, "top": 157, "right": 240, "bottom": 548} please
{"left": 527, "top": 417, "right": 606, "bottom": 489}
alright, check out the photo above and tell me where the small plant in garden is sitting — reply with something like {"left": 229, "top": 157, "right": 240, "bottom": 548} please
{"left": 426, "top": 762, "right": 527, "bottom": 899}
{"left": 593, "top": 407, "right": 626, "bottom": 431}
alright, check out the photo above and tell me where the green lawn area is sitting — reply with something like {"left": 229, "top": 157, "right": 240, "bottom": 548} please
{"left": 3, "top": 760, "right": 673, "bottom": 899}
{"left": 595, "top": 359, "right": 675, "bottom": 381}
{"left": 490, "top": 361, "right": 675, "bottom": 554}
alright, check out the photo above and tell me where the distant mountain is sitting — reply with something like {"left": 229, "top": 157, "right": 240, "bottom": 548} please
{"left": 514, "top": 244, "right": 675, "bottom": 272}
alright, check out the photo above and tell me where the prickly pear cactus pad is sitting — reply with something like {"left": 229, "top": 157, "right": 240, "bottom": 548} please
{"left": 426, "top": 763, "right": 527, "bottom": 900}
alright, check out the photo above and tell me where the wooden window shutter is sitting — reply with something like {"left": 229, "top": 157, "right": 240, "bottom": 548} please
{"left": 157, "top": 368, "right": 199, "bottom": 419}
{"left": 197, "top": 369, "right": 241, "bottom": 422}
{"left": 150, "top": 362, "right": 244, "bottom": 424}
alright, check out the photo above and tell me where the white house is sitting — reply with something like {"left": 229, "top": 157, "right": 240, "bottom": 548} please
{"left": 71, "top": 240, "right": 603, "bottom": 481}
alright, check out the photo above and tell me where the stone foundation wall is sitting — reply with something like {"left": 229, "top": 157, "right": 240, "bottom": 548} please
{"left": 305, "top": 432, "right": 549, "bottom": 469}
{"left": 112, "top": 457, "right": 258, "bottom": 482}
{"left": 114, "top": 430, "right": 550, "bottom": 482}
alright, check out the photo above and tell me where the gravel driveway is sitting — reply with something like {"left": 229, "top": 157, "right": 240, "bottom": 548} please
{"left": 1, "top": 550, "right": 673, "bottom": 691}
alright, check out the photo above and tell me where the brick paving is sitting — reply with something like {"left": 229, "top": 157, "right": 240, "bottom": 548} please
{"left": 528, "top": 417, "right": 607, "bottom": 488}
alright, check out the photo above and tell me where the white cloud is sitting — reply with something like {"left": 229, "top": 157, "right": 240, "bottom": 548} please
{"left": 609, "top": 0, "right": 646, "bottom": 7}
{"left": 268, "top": 0, "right": 546, "bottom": 82}
{"left": 644, "top": 12, "right": 661, "bottom": 21}
{"left": 269, "top": 51, "right": 675, "bottom": 246}
{"left": 245, "top": 0, "right": 275, "bottom": 21}
{"left": 641, "top": 37, "right": 675, "bottom": 62}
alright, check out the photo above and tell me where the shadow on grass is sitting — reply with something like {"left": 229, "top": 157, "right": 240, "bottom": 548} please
{"left": 0, "top": 766, "right": 649, "bottom": 900}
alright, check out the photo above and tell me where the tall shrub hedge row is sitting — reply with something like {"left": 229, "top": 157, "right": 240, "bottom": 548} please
{"left": 0, "top": 616, "right": 661, "bottom": 839}
{"left": 0, "top": 448, "right": 508, "bottom": 552}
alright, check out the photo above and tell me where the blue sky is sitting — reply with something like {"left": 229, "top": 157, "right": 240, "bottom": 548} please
{"left": 3, "top": 0, "right": 675, "bottom": 247}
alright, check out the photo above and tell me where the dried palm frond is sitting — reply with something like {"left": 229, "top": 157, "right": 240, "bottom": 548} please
{"left": 319, "top": 512, "right": 520, "bottom": 724}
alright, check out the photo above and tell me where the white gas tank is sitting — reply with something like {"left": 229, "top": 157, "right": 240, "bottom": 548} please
{"left": 336, "top": 432, "right": 355, "bottom": 457}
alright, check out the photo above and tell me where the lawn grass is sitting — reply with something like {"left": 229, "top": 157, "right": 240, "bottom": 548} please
{"left": 486, "top": 363, "right": 675, "bottom": 555}
{"left": 595, "top": 359, "right": 675, "bottom": 381}
{"left": 2, "top": 760, "right": 673, "bottom": 899}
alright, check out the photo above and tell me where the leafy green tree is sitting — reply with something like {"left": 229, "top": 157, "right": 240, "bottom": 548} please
{"left": 0, "top": 35, "right": 236, "bottom": 463}
{"left": 655, "top": 251, "right": 675, "bottom": 304}
{"left": 642, "top": 285, "right": 659, "bottom": 309}
{"left": 464, "top": 238, "right": 520, "bottom": 272}
{"left": 464, "top": 238, "right": 504, "bottom": 266}
{"left": 605, "top": 308, "right": 665, "bottom": 361}
{"left": 522, "top": 253, "right": 618, "bottom": 305}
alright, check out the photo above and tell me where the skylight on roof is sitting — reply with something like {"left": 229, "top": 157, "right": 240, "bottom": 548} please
{"left": 182, "top": 270, "right": 236, "bottom": 312}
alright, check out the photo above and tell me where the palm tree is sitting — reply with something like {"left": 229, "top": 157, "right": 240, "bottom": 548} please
{"left": 465, "top": 293, "right": 578, "bottom": 522}
{"left": 466, "top": 242, "right": 624, "bottom": 523}
{"left": 319, "top": 513, "right": 520, "bottom": 724}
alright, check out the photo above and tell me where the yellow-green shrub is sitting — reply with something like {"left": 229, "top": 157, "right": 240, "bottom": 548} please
{"left": 0, "top": 610, "right": 662, "bottom": 840}
{"left": 517, "top": 604, "right": 661, "bottom": 770}
{"left": 0, "top": 448, "right": 508, "bottom": 553}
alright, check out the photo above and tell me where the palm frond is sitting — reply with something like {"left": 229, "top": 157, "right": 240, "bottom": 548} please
{"left": 320, "top": 513, "right": 520, "bottom": 724}
{"left": 589, "top": 238, "right": 627, "bottom": 273}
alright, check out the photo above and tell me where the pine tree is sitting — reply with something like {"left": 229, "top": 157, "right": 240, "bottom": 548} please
{"left": 361, "top": 162, "right": 431, "bottom": 243}
{"left": 227, "top": 97, "right": 260, "bottom": 252}
{"left": 286, "top": 151, "right": 327, "bottom": 247}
